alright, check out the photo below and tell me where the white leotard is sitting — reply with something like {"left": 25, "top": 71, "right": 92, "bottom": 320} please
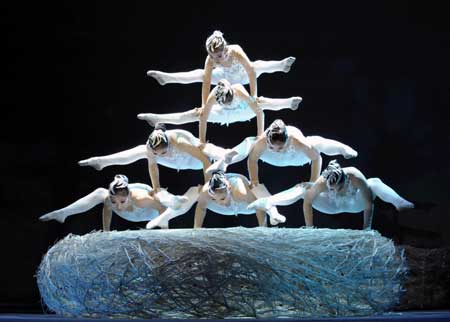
{"left": 211, "top": 55, "right": 249, "bottom": 85}
{"left": 260, "top": 126, "right": 312, "bottom": 167}
{"left": 207, "top": 174, "right": 255, "bottom": 216}
{"left": 155, "top": 130, "right": 203, "bottom": 171}
{"left": 108, "top": 183, "right": 160, "bottom": 222}
{"left": 208, "top": 95, "right": 256, "bottom": 126}
{"left": 313, "top": 180, "right": 366, "bottom": 214}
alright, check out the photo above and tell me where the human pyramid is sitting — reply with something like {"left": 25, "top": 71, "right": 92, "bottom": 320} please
{"left": 40, "top": 31, "right": 414, "bottom": 231}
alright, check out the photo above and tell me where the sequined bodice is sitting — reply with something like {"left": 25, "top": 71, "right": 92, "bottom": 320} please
{"left": 213, "top": 55, "right": 247, "bottom": 84}
{"left": 220, "top": 95, "right": 249, "bottom": 111}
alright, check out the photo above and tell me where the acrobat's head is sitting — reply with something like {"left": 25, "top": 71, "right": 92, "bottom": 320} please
{"left": 206, "top": 30, "right": 228, "bottom": 62}
{"left": 208, "top": 170, "right": 231, "bottom": 206}
{"left": 147, "top": 123, "right": 169, "bottom": 156}
{"left": 266, "top": 119, "right": 288, "bottom": 151}
{"left": 322, "top": 160, "right": 347, "bottom": 192}
{"left": 108, "top": 175, "right": 131, "bottom": 210}
{"left": 215, "top": 79, "right": 234, "bottom": 105}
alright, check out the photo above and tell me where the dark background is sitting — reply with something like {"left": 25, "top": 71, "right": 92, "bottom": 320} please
{"left": 1, "top": 1, "right": 449, "bottom": 313}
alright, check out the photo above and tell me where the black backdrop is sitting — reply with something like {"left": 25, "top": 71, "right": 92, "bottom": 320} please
{"left": 2, "top": 2, "right": 449, "bottom": 313}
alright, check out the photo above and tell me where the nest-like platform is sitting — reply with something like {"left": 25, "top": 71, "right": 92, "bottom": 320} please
{"left": 37, "top": 227, "right": 406, "bottom": 319}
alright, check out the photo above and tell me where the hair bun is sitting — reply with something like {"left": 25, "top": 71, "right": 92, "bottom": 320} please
{"left": 154, "top": 123, "right": 166, "bottom": 132}
{"left": 114, "top": 174, "right": 129, "bottom": 184}
{"left": 109, "top": 174, "right": 130, "bottom": 195}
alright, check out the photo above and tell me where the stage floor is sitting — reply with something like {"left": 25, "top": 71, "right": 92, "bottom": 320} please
{"left": 1, "top": 311, "right": 450, "bottom": 322}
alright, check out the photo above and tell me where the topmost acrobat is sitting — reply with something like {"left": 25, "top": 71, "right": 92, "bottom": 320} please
{"left": 147, "top": 30, "right": 296, "bottom": 105}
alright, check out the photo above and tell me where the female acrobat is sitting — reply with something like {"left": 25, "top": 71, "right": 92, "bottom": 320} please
{"left": 79, "top": 124, "right": 247, "bottom": 189}
{"left": 39, "top": 175, "right": 198, "bottom": 230}
{"left": 138, "top": 79, "right": 302, "bottom": 143}
{"left": 145, "top": 170, "right": 287, "bottom": 229}
{"left": 246, "top": 119, "right": 358, "bottom": 185}
{"left": 248, "top": 160, "right": 414, "bottom": 230}
{"left": 147, "top": 30, "right": 296, "bottom": 105}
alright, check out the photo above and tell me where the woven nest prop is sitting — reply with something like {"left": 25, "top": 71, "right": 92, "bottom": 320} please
{"left": 37, "top": 227, "right": 406, "bottom": 319}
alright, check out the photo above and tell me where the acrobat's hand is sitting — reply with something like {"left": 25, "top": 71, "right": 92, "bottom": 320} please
{"left": 39, "top": 210, "right": 66, "bottom": 223}
{"left": 78, "top": 157, "right": 103, "bottom": 171}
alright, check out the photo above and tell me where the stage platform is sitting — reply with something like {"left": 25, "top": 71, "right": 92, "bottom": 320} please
{"left": 1, "top": 311, "right": 450, "bottom": 322}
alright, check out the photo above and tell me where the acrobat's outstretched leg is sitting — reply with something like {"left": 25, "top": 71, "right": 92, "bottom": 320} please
{"left": 367, "top": 178, "right": 414, "bottom": 211}
{"left": 257, "top": 96, "right": 302, "bottom": 111}
{"left": 306, "top": 136, "right": 358, "bottom": 159}
{"left": 78, "top": 145, "right": 147, "bottom": 171}
{"left": 203, "top": 137, "right": 256, "bottom": 164}
{"left": 39, "top": 188, "right": 109, "bottom": 223}
{"left": 147, "top": 57, "right": 296, "bottom": 86}
{"left": 147, "top": 69, "right": 205, "bottom": 86}
{"left": 202, "top": 137, "right": 257, "bottom": 177}
{"left": 253, "top": 57, "right": 296, "bottom": 76}
{"left": 146, "top": 186, "right": 200, "bottom": 229}
{"left": 155, "top": 189, "right": 189, "bottom": 210}
{"left": 250, "top": 184, "right": 286, "bottom": 225}
{"left": 137, "top": 108, "right": 201, "bottom": 127}
{"left": 248, "top": 182, "right": 313, "bottom": 212}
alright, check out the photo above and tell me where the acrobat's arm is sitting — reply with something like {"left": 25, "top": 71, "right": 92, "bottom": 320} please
{"left": 146, "top": 152, "right": 161, "bottom": 191}
{"left": 292, "top": 138, "right": 322, "bottom": 182}
{"left": 235, "top": 87, "right": 264, "bottom": 137}
{"left": 194, "top": 195, "right": 208, "bottom": 228}
{"left": 177, "top": 140, "right": 212, "bottom": 181}
{"left": 78, "top": 145, "right": 147, "bottom": 171}
{"left": 201, "top": 56, "right": 214, "bottom": 106}
{"left": 199, "top": 94, "right": 215, "bottom": 143}
{"left": 234, "top": 47, "right": 257, "bottom": 97}
{"left": 247, "top": 138, "right": 265, "bottom": 186}
{"left": 352, "top": 174, "right": 374, "bottom": 229}
{"left": 102, "top": 203, "right": 113, "bottom": 231}
{"left": 303, "top": 180, "right": 325, "bottom": 227}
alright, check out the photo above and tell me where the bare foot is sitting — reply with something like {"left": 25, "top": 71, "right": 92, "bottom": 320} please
{"left": 291, "top": 97, "right": 302, "bottom": 110}
{"left": 283, "top": 56, "right": 296, "bottom": 73}
{"left": 147, "top": 70, "right": 167, "bottom": 86}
